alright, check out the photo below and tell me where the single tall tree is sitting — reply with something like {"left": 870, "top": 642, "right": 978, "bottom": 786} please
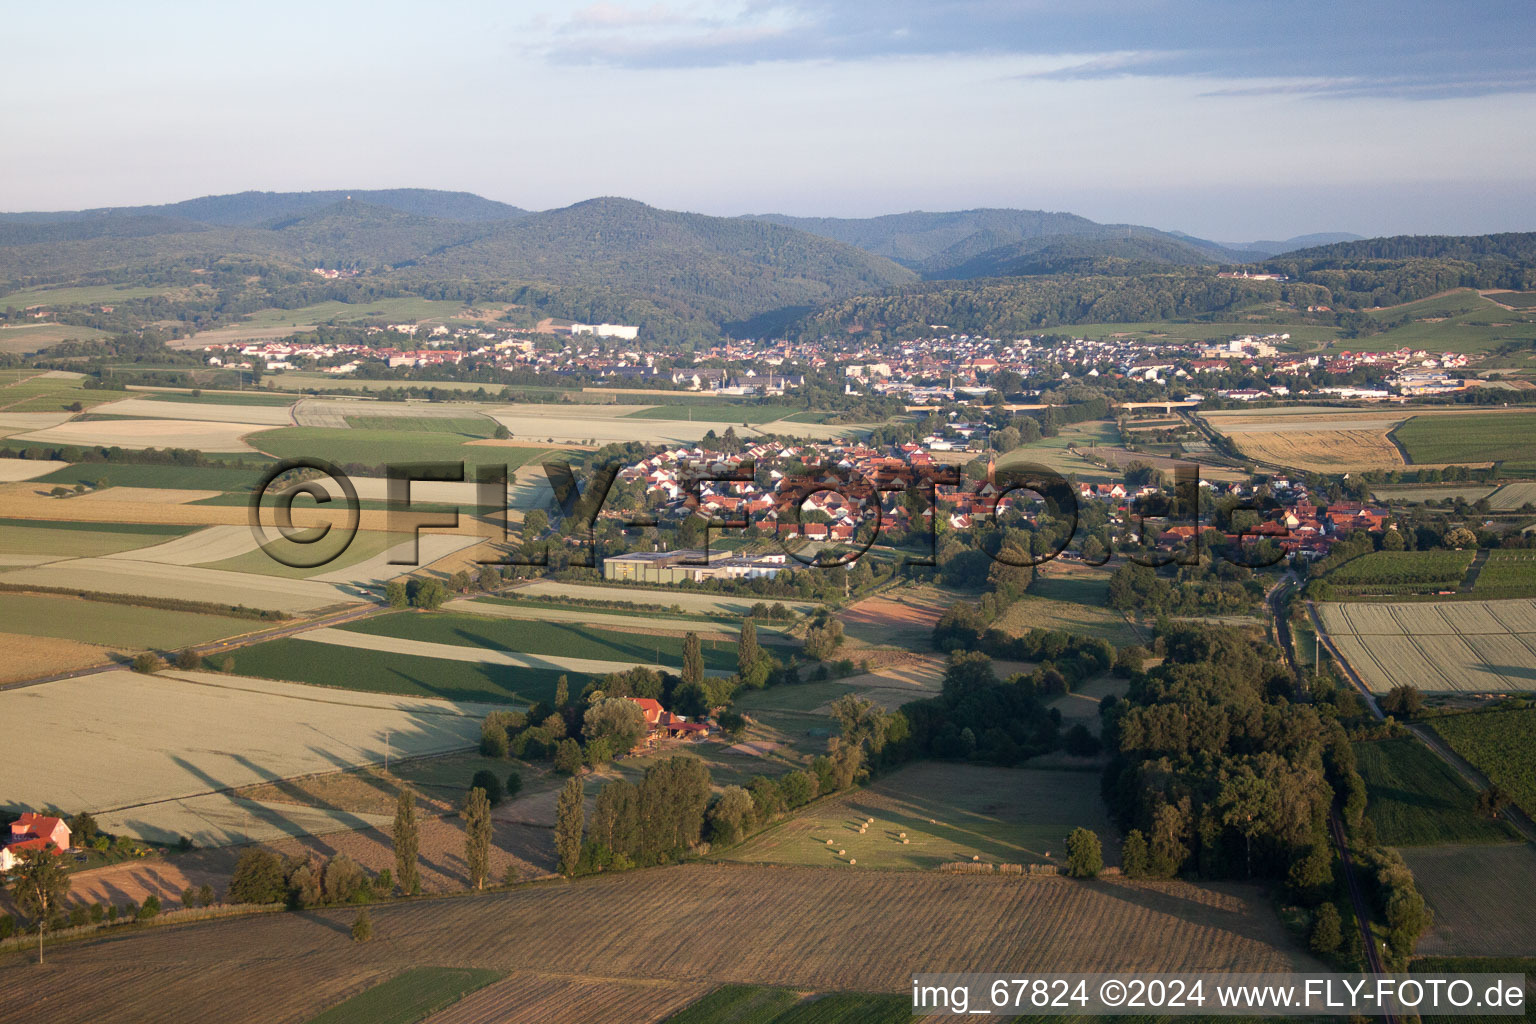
{"left": 393, "top": 789, "right": 420, "bottom": 895}
{"left": 737, "top": 619, "right": 761, "bottom": 676}
{"left": 682, "top": 631, "right": 704, "bottom": 687}
{"left": 555, "top": 775, "right": 585, "bottom": 876}
{"left": 10, "top": 849, "right": 70, "bottom": 964}
{"left": 463, "top": 787, "right": 492, "bottom": 890}
{"left": 554, "top": 674, "right": 569, "bottom": 709}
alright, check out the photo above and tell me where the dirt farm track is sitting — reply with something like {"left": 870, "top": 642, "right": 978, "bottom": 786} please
{"left": 0, "top": 864, "right": 1319, "bottom": 1024}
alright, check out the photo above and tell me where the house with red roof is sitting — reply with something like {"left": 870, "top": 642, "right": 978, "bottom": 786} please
{"left": 5, "top": 812, "right": 70, "bottom": 863}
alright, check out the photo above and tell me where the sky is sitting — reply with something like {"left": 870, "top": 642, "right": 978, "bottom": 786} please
{"left": 3, "top": 0, "right": 1535, "bottom": 241}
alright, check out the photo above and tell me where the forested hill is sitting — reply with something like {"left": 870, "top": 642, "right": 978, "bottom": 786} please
{"left": 403, "top": 197, "right": 916, "bottom": 322}
{"left": 750, "top": 207, "right": 1255, "bottom": 275}
{"left": 1271, "top": 231, "right": 1536, "bottom": 263}
{"left": 0, "top": 188, "right": 526, "bottom": 231}
{"left": 790, "top": 271, "right": 1332, "bottom": 341}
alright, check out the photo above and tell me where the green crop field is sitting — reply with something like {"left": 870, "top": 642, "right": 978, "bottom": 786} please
{"left": 250, "top": 426, "right": 555, "bottom": 473}
{"left": 1430, "top": 709, "right": 1536, "bottom": 818}
{"left": 0, "top": 375, "right": 121, "bottom": 412}
{"left": 623, "top": 405, "right": 801, "bottom": 423}
{"left": 661, "top": 986, "right": 913, "bottom": 1024}
{"left": 1333, "top": 290, "right": 1536, "bottom": 356}
{"left": 0, "top": 517, "right": 192, "bottom": 556}
{"left": 230, "top": 636, "right": 559, "bottom": 704}
{"left": 304, "top": 967, "right": 504, "bottom": 1024}
{"left": 994, "top": 572, "right": 1146, "bottom": 647}
{"left": 343, "top": 415, "right": 497, "bottom": 435}
{"left": 33, "top": 461, "right": 271, "bottom": 491}
{"left": 1353, "top": 737, "right": 1519, "bottom": 846}
{"left": 238, "top": 297, "right": 478, "bottom": 329}
{"left": 1394, "top": 411, "right": 1536, "bottom": 465}
{"left": 1475, "top": 550, "right": 1536, "bottom": 592}
{"left": 336, "top": 611, "right": 741, "bottom": 674}
{"left": 0, "top": 283, "right": 168, "bottom": 308}
{"left": 996, "top": 420, "right": 1123, "bottom": 483}
{"left": 723, "top": 762, "right": 1118, "bottom": 871}
{"left": 0, "top": 592, "right": 257, "bottom": 648}
{"left": 202, "top": 529, "right": 407, "bottom": 579}
{"left": 1329, "top": 549, "right": 1474, "bottom": 588}
{"left": 143, "top": 390, "right": 299, "bottom": 407}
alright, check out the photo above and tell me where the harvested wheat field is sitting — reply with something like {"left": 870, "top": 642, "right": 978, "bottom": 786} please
{"left": 11, "top": 417, "right": 272, "bottom": 453}
{"left": 1316, "top": 598, "right": 1536, "bottom": 693}
{"left": 838, "top": 585, "right": 959, "bottom": 647}
{"left": 0, "top": 557, "right": 357, "bottom": 613}
{"left": 0, "top": 457, "right": 64, "bottom": 482}
{"left": 92, "top": 396, "right": 296, "bottom": 425}
{"left": 1233, "top": 428, "right": 1406, "bottom": 470}
{"left": 0, "top": 630, "right": 112, "bottom": 681}
{"left": 0, "top": 669, "right": 495, "bottom": 844}
{"left": 77, "top": 486, "right": 223, "bottom": 504}
{"left": 103, "top": 524, "right": 262, "bottom": 565}
{"left": 0, "top": 862, "right": 1320, "bottom": 1024}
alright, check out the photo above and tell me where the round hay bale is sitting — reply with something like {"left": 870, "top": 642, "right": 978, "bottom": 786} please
{"left": 826, "top": 838, "right": 834, "bottom": 845}
{"left": 972, "top": 854, "right": 981, "bottom": 862}
{"left": 849, "top": 858, "right": 856, "bottom": 865}
{"left": 838, "top": 849, "right": 846, "bottom": 856}
{"left": 902, "top": 838, "right": 909, "bottom": 844}
{"left": 899, "top": 832, "right": 906, "bottom": 839}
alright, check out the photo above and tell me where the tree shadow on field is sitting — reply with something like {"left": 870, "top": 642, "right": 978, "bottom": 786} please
{"left": 1087, "top": 878, "right": 1289, "bottom": 950}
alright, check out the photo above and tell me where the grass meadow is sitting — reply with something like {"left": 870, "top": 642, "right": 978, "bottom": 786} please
{"left": 1352, "top": 737, "right": 1519, "bottom": 846}
{"left": 336, "top": 611, "right": 742, "bottom": 674}
{"left": 1394, "top": 411, "right": 1536, "bottom": 466}
{"left": 723, "top": 761, "right": 1117, "bottom": 871}
{"left": 0, "top": 592, "right": 256, "bottom": 648}
{"left": 304, "top": 967, "right": 505, "bottom": 1024}
{"left": 231, "top": 636, "right": 563, "bottom": 704}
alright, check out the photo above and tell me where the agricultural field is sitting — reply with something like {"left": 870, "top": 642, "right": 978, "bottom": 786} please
{"left": 0, "top": 282, "right": 170, "bottom": 308}
{"left": 0, "top": 516, "right": 192, "bottom": 557}
{"left": 0, "top": 322, "right": 113, "bottom": 353}
{"left": 0, "top": 668, "right": 492, "bottom": 845}
{"left": 723, "top": 761, "right": 1118, "bottom": 871}
{"left": 0, "top": 862, "right": 1321, "bottom": 1023}
{"left": 1340, "top": 289, "right": 1536, "bottom": 356}
{"left": 305, "top": 967, "right": 504, "bottom": 1024}
{"left": 140, "top": 389, "right": 302, "bottom": 407}
{"left": 838, "top": 583, "right": 960, "bottom": 647}
{"left": 230, "top": 635, "right": 566, "bottom": 704}
{"left": 330, "top": 611, "right": 742, "bottom": 674}
{"left": 33, "top": 461, "right": 272, "bottom": 491}
{"left": 1352, "top": 737, "right": 1519, "bottom": 846}
{"left": 1370, "top": 484, "right": 1499, "bottom": 504}
{"left": 11, "top": 417, "right": 276, "bottom": 452}
{"left": 1489, "top": 481, "right": 1536, "bottom": 510}
{"left": 0, "top": 556, "right": 358, "bottom": 614}
{"left": 514, "top": 579, "right": 820, "bottom": 616}
{"left": 1474, "top": 550, "right": 1536, "bottom": 595}
{"left": 0, "top": 371, "right": 121, "bottom": 413}
{"left": 1201, "top": 408, "right": 1410, "bottom": 471}
{"left": 248, "top": 426, "right": 557, "bottom": 472}
{"left": 0, "top": 592, "right": 257, "bottom": 649}
{"left": 0, "top": 631, "right": 114, "bottom": 682}
{"left": 343, "top": 414, "right": 496, "bottom": 434}
{"left": 1327, "top": 549, "right": 1474, "bottom": 592}
{"left": 658, "top": 986, "right": 912, "bottom": 1024}
{"left": 1315, "top": 598, "right": 1536, "bottom": 693}
{"left": 995, "top": 571, "right": 1146, "bottom": 647}
{"left": 996, "top": 420, "right": 1123, "bottom": 483}
{"left": 1429, "top": 708, "right": 1536, "bottom": 817}
{"left": 1394, "top": 411, "right": 1536, "bottom": 468}
{"left": 1399, "top": 844, "right": 1536, "bottom": 956}
{"left": 88, "top": 396, "right": 297, "bottom": 425}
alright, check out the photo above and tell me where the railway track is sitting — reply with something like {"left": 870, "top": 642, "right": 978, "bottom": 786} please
{"left": 1268, "top": 576, "right": 1402, "bottom": 1024}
